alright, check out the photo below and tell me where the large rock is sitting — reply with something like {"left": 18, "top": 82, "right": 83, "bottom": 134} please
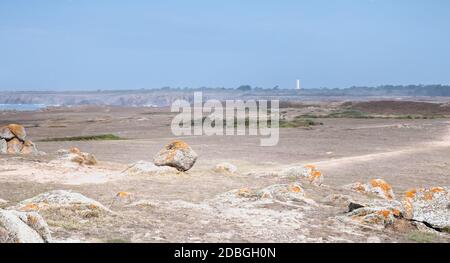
{"left": 7, "top": 138, "right": 23, "bottom": 154}
{"left": 280, "top": 164, "right": 324, "bottom": 186}
{"left": 0, "top": 125, "right": 39, "bottom": 155}
{"left": 0, "top": 209, "right": 51, "bottom": 243}
{"left": 344, "top": 179, "right": 395, "bottom": 200}
{"left": 7, "top": 124, "right": 26, "bottom": 141}
{"left": 402, "top": 187, "right": 450, "bottom": 230}
{"left": 154, "top": 140, "right": 198, "bottom": 171}
{"left": 0, "top": 126, "right": 14, "bottom": 140}
{"left": 0, "top": 139, "right": 6, "bottom": 154}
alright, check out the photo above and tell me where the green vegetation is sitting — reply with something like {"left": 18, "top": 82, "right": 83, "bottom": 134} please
{"left": 187, "top": 116, "right": 321, "bottom": 129}
{"left": 407, "top": 231, "right": 440, "bottom": 243}
{"left": 327, "top": 109, "right": 372, "bottom": 118}
{"left": 280, "top": 118, "right": 322, "bottom": 128}
{"left": 39, "top": 134, "right": 125, "bottom": 142}
{"left": 295, "top": 110, "right": 372, "bottom": 119}
{"left": 297, "top": 110, "right": 442, "bottom": 119}
{"left": 442, "top": 226, "right": 450, "bottom": 234}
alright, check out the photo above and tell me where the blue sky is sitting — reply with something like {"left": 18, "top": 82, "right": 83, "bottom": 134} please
{"left": 1, "top": 0, "right": 449, "bottom": 90}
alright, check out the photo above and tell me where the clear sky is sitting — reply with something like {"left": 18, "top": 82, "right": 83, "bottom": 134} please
{"left": 1, "top": 0, "right": 449, "bottom": 90}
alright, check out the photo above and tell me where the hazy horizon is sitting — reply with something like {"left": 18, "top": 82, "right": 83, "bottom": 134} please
{"left": 1, "top": 0, "right": 450, "bottom": 91}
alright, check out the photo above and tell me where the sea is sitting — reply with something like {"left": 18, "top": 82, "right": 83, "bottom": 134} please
{"left": 0, "top": 104, "right": 47, "bottom": 112}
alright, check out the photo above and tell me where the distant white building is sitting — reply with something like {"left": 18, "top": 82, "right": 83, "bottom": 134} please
{"left": 296, "top": 79, "right": 301, "bottom": 92}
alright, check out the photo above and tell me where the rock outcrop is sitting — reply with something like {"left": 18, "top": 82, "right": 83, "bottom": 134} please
{"left": 280, "top": 164, "right": 324, "bottom": 186}
{"left": 0, "top": 124, "right": 39, "bottom": 155}
{"left": 0, "top": 209, "right": 51, "bottom": 243}
{"left": 347, "top": 204, "right": 402, "bottom": 226}
{"left": 154, "top": 140, "right": 198, "bottom": 171}
{"left": 402, "top": 187, "right": 450, "bottom": 230}
{"left": 235, "top": 183, "right": 316, "bottom": 205}
{"left": 344, "top": 179, "right": 395, "bottom": 200}
{"left": 56, "top": 147, "right": 98, "bottom": 166}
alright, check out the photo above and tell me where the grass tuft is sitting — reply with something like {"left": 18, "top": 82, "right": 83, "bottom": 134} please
{"left": 407, "top": 231, "right": 440, "bottom": 243}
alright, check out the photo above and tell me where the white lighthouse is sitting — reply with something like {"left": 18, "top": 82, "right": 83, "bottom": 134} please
{"left": 296, "top": 79, "right": 301, "bottom": 91}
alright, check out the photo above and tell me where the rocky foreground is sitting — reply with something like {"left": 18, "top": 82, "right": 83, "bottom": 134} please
{"left": 0, "top": 127, "right": 449, "bottom": 243}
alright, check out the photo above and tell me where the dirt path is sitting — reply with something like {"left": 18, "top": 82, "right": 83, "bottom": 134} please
{"left": 313, "top": 126, "right": 450, "bottom": 169}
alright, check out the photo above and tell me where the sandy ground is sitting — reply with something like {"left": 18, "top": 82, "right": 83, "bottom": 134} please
{"left": 0, "top": 105, "right": 449, "bottom": 243}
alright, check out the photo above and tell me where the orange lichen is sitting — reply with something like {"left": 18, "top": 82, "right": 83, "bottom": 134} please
{"left": 377, "top": 210, "right": 391, "bottom": 219}
{"left": 163, "top": 140, "right": 190, "bottom": 162}
{"left": 312, "top": 171, "right": 322, "bottom": 178}
{"left": 170, "top": 140, "right": 190, "bottom": 150}
{"left": 392, "top": 209, "right": 401, "bottom": 217}
{"left": 116, "top": 192, "right": 130, "bottom": 198}
{"left": 430, "top": 187, "right": 445, "bottom": 193}
{"left": 405, "top": 189, "right": 417, "bottom": 199}
{"left": 289, "top": 185, "right": 302, "bottom": 193}
{"left": 23, "top": 203, "right": 39, "bottom": 211}
{"left": 88, "top": 204, "right": 98, "bottom": 210}
{"left": 370, "top": 179, "right": 394, "bottom": 199}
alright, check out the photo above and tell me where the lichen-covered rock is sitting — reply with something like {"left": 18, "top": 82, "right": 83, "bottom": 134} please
{"left": 344, "top": 179, "right": 395, "bottom": 200}
{"left": 0, "top": 126, "right": 14, "bottom": 140}
{"left": 7, "top": 138, "right": 23, "bottom": 154}
{"left": 154, "top": 140, "right": 198, "bottom": 171}
{"left": 214, "top": 162, "right": 237, "bottom": 174}
{"left": 257, "top": 184, "right": 307, "bottom": 202}
{"left": 280, "top": 164, "right": 323, "bottom": 186}
{"left": 235, "top": 184, "right": 316, "bottom": 205}
{"left": 125, "top": 161, "right": 179, "bottom": 176}
{"left": 0, "top": 125, "right": 39, "bottom": 155}
{"left": 7, "top": 124, "right": 26, "bottom": 141}
{"left": 0, "top": 139, "right": 6, "bottom": 154}
{"left": 0, "top": 209, "right": 51, "bottom": 243}
{"left": 56, "top": 147, "right": 98, "bottom": 166}
{"left": 402, "top": 187, "right": 450, "bottom": 229}
{"left": 347, "top": 205, "right": 402, "bottom": 226}
{"left": 15, "top": 190, "right": 110, "bottom": 218}
{"left": 20, "top": 140, "right": 38, "bottom": 155}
